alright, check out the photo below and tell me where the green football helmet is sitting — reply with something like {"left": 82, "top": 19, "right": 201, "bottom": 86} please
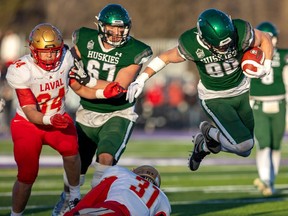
{"left": 256, "top": 22, "right": 278, "bottom": 37}
{"left": 96, "top": 4, "right": 131, "bottom": 47}
{"left": 197, "top": 8, "right": 236, "bottom": 55}
{"left": 256, "top": 21, "right": 278, "bottom": 46}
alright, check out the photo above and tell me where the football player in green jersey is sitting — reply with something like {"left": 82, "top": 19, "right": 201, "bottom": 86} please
{"left": 126, "top": 8, "right": 273, "bottom": 171}
{"left": 52, "top": 4, "right": 153, "bottom": 215}
{"left": 251, "top": 22, "right": 288, "bottom": 196}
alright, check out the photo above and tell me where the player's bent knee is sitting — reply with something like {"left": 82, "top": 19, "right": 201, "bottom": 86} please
{"left": 18, "top": 173, "right": 37, "bottom": 184}
{"left": 235, "top": 139, "right": 254, "bottom": 157}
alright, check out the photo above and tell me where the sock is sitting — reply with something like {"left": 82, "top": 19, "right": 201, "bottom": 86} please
{"left": 272, "top": 150, "right": 281, "bottom": 175}
{"left": 256, "top": 147, "right": 271, "bottom": 184}
{"left": 69, "top": 185, "right": 81, "bottom": 201}
{"left": 10, "top": 209, "right": 24, "bottom": 216}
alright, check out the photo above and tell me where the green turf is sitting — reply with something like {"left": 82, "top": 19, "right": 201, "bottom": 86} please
{"left": 1, "top": 137, "right": 288, "bottom": 215}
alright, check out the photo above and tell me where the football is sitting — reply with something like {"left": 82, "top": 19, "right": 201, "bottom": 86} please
{"left": 241, "top": 47, "right": 265, "bottom": 73}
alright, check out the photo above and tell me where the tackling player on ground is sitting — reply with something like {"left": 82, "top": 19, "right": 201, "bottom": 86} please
{"left": 126, "top": 8, "right": 273, "bottom": 171}
{"left": 250, "top": 21, "right": 288, "bottom": 196}
{"left": 64, "top": 165, "right": 171, "bottom": 216}
{"left": 52, "top": 4, "right": 153, "bottom": 215}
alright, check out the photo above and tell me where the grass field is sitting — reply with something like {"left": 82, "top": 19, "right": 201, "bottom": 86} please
{"left": 1, "top": 133, "right": 288, "bottom": 216}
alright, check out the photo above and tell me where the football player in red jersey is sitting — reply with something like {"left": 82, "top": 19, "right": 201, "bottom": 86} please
{"left": 64, "top": 165, "right": 171, "bottom": 216}
{"left": 6, "top": 23, "right": 81, "bottom": 216}
{"left": 6, "top": 23, "right": 124, "bottom": 216}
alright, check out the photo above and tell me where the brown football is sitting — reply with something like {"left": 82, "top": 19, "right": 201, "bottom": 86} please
{"left": 241, "top": 47, "right": 265, "bottom": 73}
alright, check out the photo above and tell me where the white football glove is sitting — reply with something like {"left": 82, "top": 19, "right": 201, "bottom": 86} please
{"left": 0, "top": 98, "right": 5, "bottom": 113}
{"left": 126, "top": 73, "right": 149, "bottom": 103}
{"left": 263, "top": 59, "right": 272, "bottom": 76}
{"left": 244, "top": 59, "right": 272, "bottom": 79}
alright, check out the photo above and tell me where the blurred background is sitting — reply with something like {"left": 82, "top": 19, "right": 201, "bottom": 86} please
{"left": 1, "top": 0, "right": 288, "bottom": 135}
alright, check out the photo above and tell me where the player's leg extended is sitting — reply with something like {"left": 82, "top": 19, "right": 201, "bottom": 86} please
{"left": 252, "top": 101, "right": 273, "bottom": 192}
{"left": 91, "top": 116, "right": 135, "bottom": 187}
{"left": 271, "top": 100, "right": 286, "bottom": 176}
{"left": 252, "top": 100, "right": 285, "bottom": 195}
{"left": 201, "top": 92, "right": 254, "bottom": 157}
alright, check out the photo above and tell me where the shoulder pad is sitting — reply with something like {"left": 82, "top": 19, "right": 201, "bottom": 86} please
{"left": 6, "top": 56, "right": 32, "bottom": 89}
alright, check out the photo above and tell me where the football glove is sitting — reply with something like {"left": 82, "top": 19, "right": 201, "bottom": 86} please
{"left": 244, "top": 60, "right": 270, "bottom": 79}
{"left": 0, "top": 98, "right": 5, "bottom": 113}
{"left": 43, "top": 114, "right": 69, "bottom": 128}
{"left": 96, "top": 82, "right": 127, "bottom": 99}
{"left": 69, "top": 59, "right": 97, "bottom": 87}
{"left": 126, "top": 73, "right": 149, "bottom": 103}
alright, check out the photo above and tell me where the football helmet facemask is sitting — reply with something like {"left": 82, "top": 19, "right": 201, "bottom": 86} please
{"left": 256, "top": 21, "right": 278, "bottom": 46}
{"left": 197, "top": 8, "right": 236, "bottom": 55}
{"left": 133, "top": 165, "right": 161, "bottom": 187}
{"left": 96, "top": 4, "right": 131, "bottom": 47}
{"left": 28, "top": 23, "right": 64, "bottom": 71}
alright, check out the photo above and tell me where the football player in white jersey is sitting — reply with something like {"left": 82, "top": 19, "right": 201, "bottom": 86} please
{"left": 6, "top": 23, "right": 124, "bottom": 216}
{"left": 6, "top": 23, "right": 125, "bottom": 216}
{"left": 6, "top": 23, "right": 82, "bottom": 216}
{"left": 64, "top": 165, "right": 171, "bottom": 216}
{"left": 0, "top": 72, "right": 6, "bottom": 113}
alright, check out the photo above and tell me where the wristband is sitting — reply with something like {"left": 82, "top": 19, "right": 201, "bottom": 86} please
{"left": 95, "top": 89, "right": 106, "bottom": 99}
{"left": 86, "top": 77, "right": 97, "bottom": 88}
{"left": 43, "top": 115, "right": 52, "bottom": 125}
{"left": 147, "top": 57, "right": 166, "bottom": 72}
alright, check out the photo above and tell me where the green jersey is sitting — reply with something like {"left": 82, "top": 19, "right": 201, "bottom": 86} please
{"left": 74, "top": 27, "right": 152, "bottom": 113}
{"left": 250, "top": 48, "right": 288, "bottom": 97}
{"left": 178, "top": 19, "right": 254, "bottom": 92}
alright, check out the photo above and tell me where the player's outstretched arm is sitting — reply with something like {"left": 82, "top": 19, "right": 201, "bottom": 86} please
{"left": 126, "top": 47, "right": 185, "bottom": 103}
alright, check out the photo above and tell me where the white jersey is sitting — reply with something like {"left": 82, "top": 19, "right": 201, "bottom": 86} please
{"left": 6, "top": 48, "right": 74, "bottom": 120}
{"left": 100, "top": 166, "right": 171, "bottom": 216}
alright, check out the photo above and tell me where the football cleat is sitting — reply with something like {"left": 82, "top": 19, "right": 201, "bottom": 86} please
{"left": 253, "top": 178, "right": 274, "bottom": 196}
{"left": 188, "top": 133, "right": 210, "bottom": 171}
{"left": 62, "top": 198, "right": 80, "bottom": 214}
{"left": 52, "top": 192, "right": 70, "bottom": 216}
{"left": 200, "top": 121, "right": 221, "bottom": 154}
